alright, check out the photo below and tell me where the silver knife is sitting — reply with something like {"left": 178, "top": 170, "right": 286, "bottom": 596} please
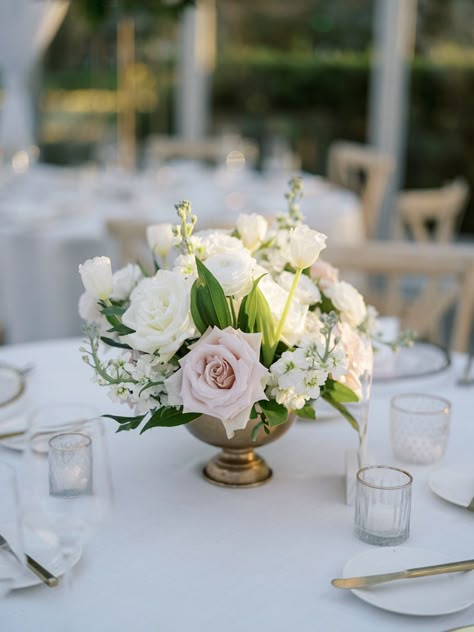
{"left": 0, "top": 534, "right": 58, "bottom": 587}
{"left": 332, "top": 559, "right": 474, "bottom": 589}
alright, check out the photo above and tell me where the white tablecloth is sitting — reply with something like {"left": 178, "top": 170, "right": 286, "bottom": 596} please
{"left": 0, "top": 163, "right": 363, "bottom": 344}
{"left": 0, "top": 338, "right": 472, "bottom": 631}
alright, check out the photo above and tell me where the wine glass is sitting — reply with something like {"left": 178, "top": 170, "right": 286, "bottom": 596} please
{"left": 22, "top": 404, "right": 113, "bottom": 596}
{"left": 0, "top": 461, "right": 24, "bottom": 598}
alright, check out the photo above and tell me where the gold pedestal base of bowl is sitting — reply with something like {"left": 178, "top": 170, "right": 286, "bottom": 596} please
{"left": 186, "top": 414, "right": 293, "bottom": 488}
{"left": 203, "top": 447, "right": 272, "bottom": 488}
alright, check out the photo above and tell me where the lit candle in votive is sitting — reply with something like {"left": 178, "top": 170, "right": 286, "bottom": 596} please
{"left": 368, "top": 503, "right": 396, "bottom": 534}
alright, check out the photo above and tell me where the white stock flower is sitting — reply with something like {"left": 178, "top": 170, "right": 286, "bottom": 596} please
{"left": 278, "top": 271, "right": 321, "bottom": 305}
{"left": 146, "top": 223, "right": 174, "bottom": 258}
{"left": 205, "top": 251, "right": 256, "bottom": 298}
{"left": 289, "top": 226, "right": 327, "bottom": 269}
{"left": 111, "top": 264, "right": 143, "bottom": 301}
{"left": 121, "top": 271, "right": 196, "bottom": 361}
{"left": 173, "top": 254, "right": 198, "bottom": 279}
{"left": 236, "top": 213, "right": 268, "bottom": 251}
{"left": 325, "top": 281, "right": 367, "bottom": 328}
{"left": 78, "top": 256, "right": 113, "bottom": 300}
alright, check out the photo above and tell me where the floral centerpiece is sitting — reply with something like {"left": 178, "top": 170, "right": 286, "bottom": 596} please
{"left": 78, "top": 178, "right": 404, "bottom": 486}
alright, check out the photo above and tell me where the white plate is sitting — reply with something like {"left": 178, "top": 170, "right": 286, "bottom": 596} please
{"left": 373, "top": 342, "right": 450, "bottom": 383}
{"left": 0, "top": 522, "right": 82, "bottom": 590}
{"left": 342, "top": 547, "right": 474, "bottom": 616}
{"left": 0, "top": 366, "right": 25, "bottom": 408}
{"left": 429, "top": 465, "right": 474, "bottom": 509}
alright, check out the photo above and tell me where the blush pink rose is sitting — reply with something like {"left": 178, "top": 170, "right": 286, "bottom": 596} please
{"left": 165, "top": 327, "right": 269, "bottom": 438}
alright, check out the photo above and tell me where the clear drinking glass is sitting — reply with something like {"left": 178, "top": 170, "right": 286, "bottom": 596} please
{"left": 391, "top": 393, "right": 451, "bottom": 464}
{"left": 0, "top": 462, "right": 24, "bottom": 598}
{"left": 355, "top": 465, "right": 413, "bottom": 546}
{"left": 22, "top": 404, "right": 112, "bottom": 599}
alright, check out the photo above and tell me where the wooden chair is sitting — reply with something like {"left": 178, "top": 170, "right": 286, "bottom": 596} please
{"left": 393, "top": 179, "right": 469, "bottom": 243}
{"left": 324, "top": 241, "right": 474, "bottom": 352}
{"left": 327, "top": 141, "right": 395, "bottom": 238}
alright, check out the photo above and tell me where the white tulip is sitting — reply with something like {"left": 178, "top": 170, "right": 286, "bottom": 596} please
{"left": 78, "top": 256, "right": 112, "bottom": 300}
{"left": 236, "top": 213, "right": 268, "bottom": 251}
{"left": 205, "top": 251, "right": 256, "bottom": 299}
{"left": 289, "top": 225, "right": 327, "bottom": 269}
{"left": 146, "top": 223, "right": 174, "bottom": 258}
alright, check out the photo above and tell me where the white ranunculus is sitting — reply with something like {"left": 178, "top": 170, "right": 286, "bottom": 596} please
{"left": 236, "top": 213, "right": 268, "bottom": 251}
{"left": 198, "top": 231, "right": 243, "bottom": 258}
{"left": 326, "top": 280, "right": 367, "bottom": 327}
{"left": 121, "top": 271, "right": 196, "bottom": 360}
{"left": 205, "top": 251, "right": 256, "bottom": 298}
{"left": 289, "top": 225, "right": 327, "bottom": 269}
{"left": 258, "top": 275, "right": 308, "bottom": 346}
{"left": 111, "top": 264, "right": 143, "bottom": 301}
{"left": 278, "top": 271, "right": 321, "bottom": 305}
{"left": 146, "top": 223, "right": 174, "bottom": 258}
{"left": 78, "top": 256, "right": 112, "bottom": 300}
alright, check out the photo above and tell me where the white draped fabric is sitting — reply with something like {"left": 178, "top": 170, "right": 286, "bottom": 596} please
{"left": 0, "top": 0, "right": 69, "bottom": 153}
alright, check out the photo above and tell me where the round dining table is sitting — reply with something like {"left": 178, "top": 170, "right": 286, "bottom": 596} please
{"left": 0, "top": 337, "right": 472, "bottom": 632}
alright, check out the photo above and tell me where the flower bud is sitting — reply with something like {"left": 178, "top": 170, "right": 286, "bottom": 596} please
{"left": 78, "top": 257, "right": 112, "bottom": 300}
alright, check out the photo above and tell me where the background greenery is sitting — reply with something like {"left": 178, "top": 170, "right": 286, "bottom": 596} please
{"left": 37, "top": 0, "right": 474, "bottom": 233}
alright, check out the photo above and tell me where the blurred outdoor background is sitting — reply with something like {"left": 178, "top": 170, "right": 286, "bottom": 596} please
{"left": 0, "top": 0, "right": 473, "bottom": 346}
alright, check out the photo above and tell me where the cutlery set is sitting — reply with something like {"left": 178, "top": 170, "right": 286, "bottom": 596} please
{"left": 0, "top": 534, "right": 58, "bottom": 587}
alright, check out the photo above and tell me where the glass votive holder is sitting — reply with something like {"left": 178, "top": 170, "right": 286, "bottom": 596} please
{"left": 48, "top": 433, "right": 93, "bottom": 498}
{"left": 391, "top": 393, "right": 451, "bottom": 465}
{"left": 355, "top": 465, "right": 413, "bottom": 546}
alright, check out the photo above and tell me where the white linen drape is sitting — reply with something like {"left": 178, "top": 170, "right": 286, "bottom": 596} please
{"left": 0, "top": 0, "right": 69, "bottom": 153}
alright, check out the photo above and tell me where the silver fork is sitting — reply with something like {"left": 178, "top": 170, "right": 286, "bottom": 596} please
{"left": 0, "top": 533, "right": 58, "bottom": 587}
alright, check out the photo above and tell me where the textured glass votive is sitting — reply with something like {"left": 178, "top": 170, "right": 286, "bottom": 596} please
{"left": 391, "top": 394, "right": 451, "bottom": 465}
{"left": 49, "top": 433, "right": 93, "bottom": 498}
{"left": 355, "top": 466, "right": 412, "bottom": 546}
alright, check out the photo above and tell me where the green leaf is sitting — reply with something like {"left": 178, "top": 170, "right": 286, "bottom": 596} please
{"left": 100, "top": 336, "right": 132, "bottom": 350}
{"left": 103, "top": 413, "right": 146, "bottom": 424}
{"left": 190, "top": 280, "right": 208, "bottom": 334}
{"left": 250, "top": 419, "right": 265, "bottom": 442}
{"left": 317, "top": 295, "right": 337, "bottom": 314}
{"left": 140, "top": 407, "right": 201, "bottom": 434}
{"left": 259, "top": 399, "right": 289, "bottom": 427}
{"left": 325, "top": 379, "right": 359, "bottom": 403}
{"left": 249, "top": 404, "right": 258, "bottom": 420}
{"left": 100, "top": 305, "right": 127, "bottom": 317}
{"left": 102, "top": 413, "right": 145, "bottom": 432}
{"left": 321, "top": 392, "right": 359, "bottom": 432}
{"left": 295, "top": 403, "right": 316, "bottom": 419}
{"left": 193, "top": 258, "right": 232, "bottom": 330}
{"left": 237, "top": 295, "right": 250, "bottom": 331}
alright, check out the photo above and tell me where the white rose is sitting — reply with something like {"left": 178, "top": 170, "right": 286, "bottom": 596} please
{"left": 258, "top": 275, "right": 308, "bottom": 346}
{"left": 326, "top": 281, "right": 367, "bottom": 327}
{"left": 205, "top": 251, "right": 256, "bottom": 298}
{"left": 146, "top": 223, "right": 174, "bottom": 258}
{"left": 121, "top": 270, "right": 196, "bottom": 361}
{"left": 279, "top": 271, "right": 321, "bottom": 305}
{"left": 111, "top": 264, "right": 143, "bottom": 301}
{"left": 78, "top": 256, "right": 112, "bottom": 300}
{"left": 198, "top": 231, "right": 243, "bottom": 258}
{"left": 236, "top": 213, "right": 268, "bottom": 251}
{"left": 289, "top": 225, "right": 327, "bottom": 269}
